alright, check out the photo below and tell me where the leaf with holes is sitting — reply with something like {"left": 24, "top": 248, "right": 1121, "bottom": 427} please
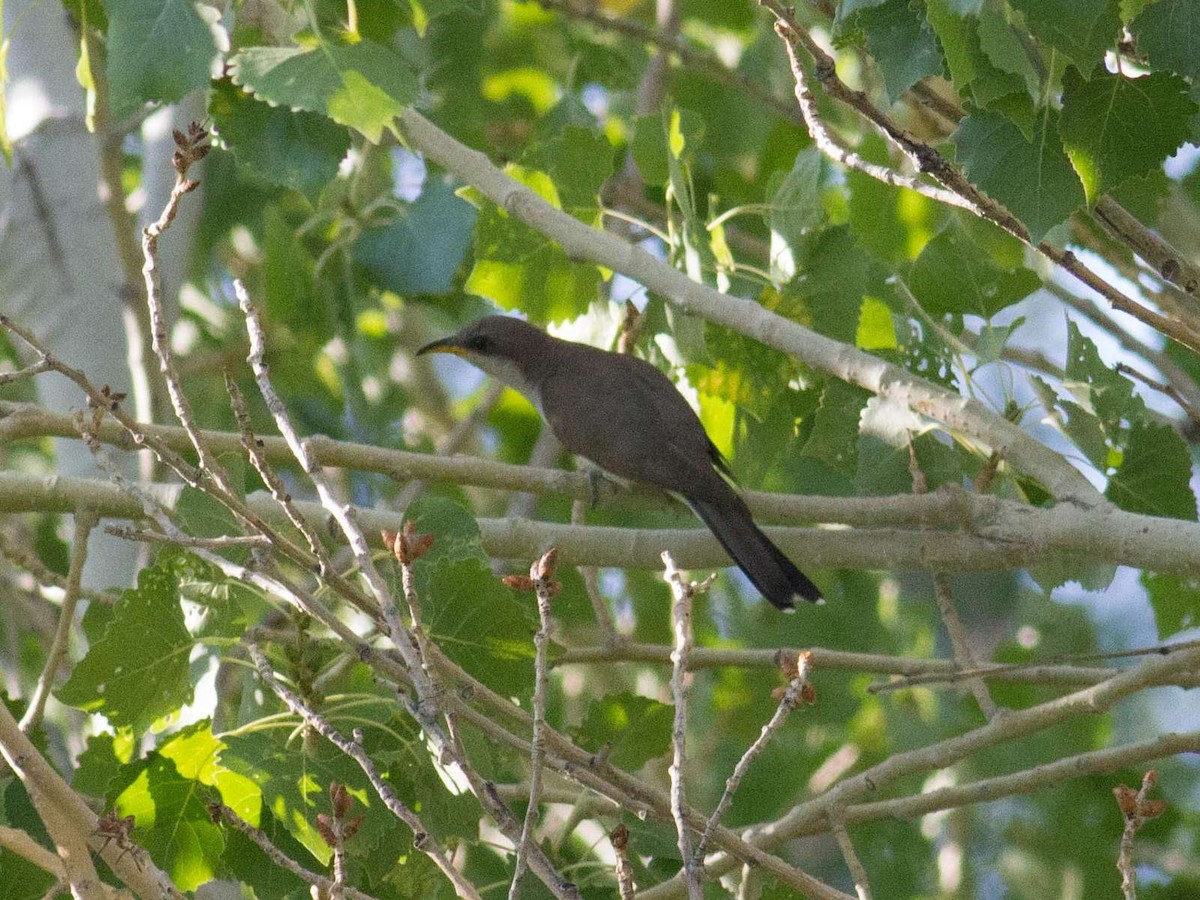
{"left": 57, "top": 558, "right": 194, "bottom": 733}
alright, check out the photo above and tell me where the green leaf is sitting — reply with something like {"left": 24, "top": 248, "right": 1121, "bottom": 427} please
{"left": 217, "top": 803, "right": 311, "bottom": 897}
{"left": 857, "top": 296, "right": 899, "bottom": 350}
{"left": 802, "top": 380, "right": 870, "bottom": 473}
{"left": 1131, "top": 0, "right": 1200, "bottom": 79}
{"left": 1105, "top": 420, "right": 1197, "bottom": 519}
{"left": 1142, "top": 572, "right": 1200, "bottom": 638}
{"left": 415, "top": 555, "right": 537, "bottom": 698}
{"left": 631, "top": 114, "right": 670, "bottom": 187}
{"left": 856, "top": 397, "right": 924, "bottom": 495}
{"left": 859, "top": 0, "right": 945, "bottom": 101}
{"left": 908, "top": 218, "right": 1041, "bottom": 317}
{"left": 523, "top": 126, "right": 615, "bottom": 223}
{"left": 1107, "top": 169, "right": 1170, "bottom": 226}
{"left": 952, "top": 109, "right": 1085, "bottom": 243}
{"left": 408, "top": 0, "right": 482, "bottom": 35}
{"left": 57, "top": 558, "right": 193, "bottom": 733}
{"left": 110, "top": 727, "right": 225, "bottom": 890}
{"left": 837, "top": 0, "right": 889, "bottom": 20}
{"left": 689, "top": 327, "right": 793, "bottom": 421}
{"left": 404, "top": 496, "right": 491, "bottom": 566}
{"left": 406, "top": 499, "right": 536, "bottom": 697}
{"left": 462, "top": 164, "right": 603, "bottom": 323}
{"left": 765, "top": 149, "right": 824, "bottom": 283}
{"left": 210, "top": 79, "right": 350, "bottom": 201}
{"left": 570, "top": 693, "right": 672, "bottom": 771}
{"left": 101, "top": 0, "right": 221, "bottom": 118}
{"left": 220, "top": 724, "right": 398, "bottom": 863}
{"left": 174, "top": 478, "right": 248, "bottom": 565}
{"left": 1120, "top": 0, "right": 1159, "bottom": 19}
{"left": 797, "top": 227, "right": 892, "bottom": 343}
{"left": 976, "top": 1, "right": 1041, "bottom": 98}
{"left": 969, "top": 317, "right": 1023, "bottom": 365}
{"left": 847, "top": 136, "right": 942, "bottom": 263}
{"left": 1063, "top": 320, "right": 1142, "bottom": 440}
{"left": 1059, "top": 68, "right": 1196, "bottom": 203}
{"left": 927, "top": 0, "right": 988, "bottom": 89}
{"left": 74, "top": 733, "right": 132, "bottom": 798}
{"left": 1007, "top": 0, "right": 1120, "bottom": 74}
{"left": 230, "top": 40, "right": 418, "bottom": 142}
{"left": 1029, "top": 374, "right": 1109, "bottom": 470}
{"left": 355, "top": 176, "right": 478, "bottom": 295}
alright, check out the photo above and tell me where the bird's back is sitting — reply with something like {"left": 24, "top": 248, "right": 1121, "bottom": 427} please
{"left": 538, "top": 344, "right": 729, "bottom": 500}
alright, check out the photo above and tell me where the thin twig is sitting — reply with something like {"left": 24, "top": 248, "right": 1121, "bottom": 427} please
{"left": 104, "top": 525, "right": 271, "bottom": 549}
{"left": 1115, "top": 362, "right": 1200, "bottom": 430}
{"left": 1115, "top": 770, "right": 1166, "bottom": 900}
{"left": 831, "top": 733, "right": 1196, "bottom": 833}
{"left": 509, "top": 549, "right": 559, "bottom": 900}
{"left": 140, "top": 123, "right": 240, "bottom": 499}
{"left": 237, "top": 279, "right": 433, "bottom": 695}
{"left": 662, "top": 551, "right": 712, "bottom": 900}
{"left": 238, "top": 287, "right": 580, "bottom": 900}
{"left": 19, "top": 509, "right": 98, "bottom": 732}
{"left": 245, "top": 641, "right": 484, "bottom": 900}
{"left": 652, "top": 646, "right": 1200, "bottom": 893}
{"left": 1095, "top": 197, "right": 1200, "bottom": 301}
{"left": 226, "top": 374, "right": 335, "bottom": 573}
{"left": 0, "top": 359, "right": 52, "bottom": 385}
{"left": 208, "top": 802, "right": 381, "bottom": 900}
{"left": 0, "top": 529, "right": 116, "bottom": 606}
{"left": 694, "top": 651, "right": 813, "bottom": 862}
{"left": 910, "top": 442, "right": 997, "bottom": 719}
{"left": 777, "top": 32, "right": 970, "bottom": 211}
{"left": 536, "top": 0, "right": 805, "bottom": 129}
{"left": 610, "top": 825, "right": 636, "bottom": 899}
{"left": 827, "top": 810, "right": 872, "bottom": 900}
{"left": 932, "top": 574, "right": 998, "bottom": 717}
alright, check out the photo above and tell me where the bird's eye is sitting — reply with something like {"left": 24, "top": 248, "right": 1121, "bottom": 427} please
{"left": 467, "top": 335, "right": 490, "bottom": 353}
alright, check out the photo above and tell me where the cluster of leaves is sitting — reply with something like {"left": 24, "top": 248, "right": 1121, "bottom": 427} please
{"left": 2, "top": 0, "right": 1200, "bottom": 898}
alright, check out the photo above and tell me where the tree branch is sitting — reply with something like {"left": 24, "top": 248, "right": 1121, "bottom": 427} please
{"left": 391, "top": 108, "right": 1100, "bottom": 504}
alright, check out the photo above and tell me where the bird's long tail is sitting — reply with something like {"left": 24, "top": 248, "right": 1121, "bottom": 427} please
{"left": 686, "top": 488, "right": 822, "bottom": 610}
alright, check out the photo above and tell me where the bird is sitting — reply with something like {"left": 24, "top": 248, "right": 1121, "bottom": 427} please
{"left": 417, "top": 315, "right": 822, "bottom": 610}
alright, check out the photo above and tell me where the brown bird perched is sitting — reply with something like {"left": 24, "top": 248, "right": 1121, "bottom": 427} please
{"left": 418, "top": 315, "right": 822, "bottom": 610}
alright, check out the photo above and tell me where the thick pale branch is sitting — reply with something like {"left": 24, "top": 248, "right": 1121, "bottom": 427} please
{"left": 555, "top": 642, "right": 1200, "bottom": 689}
{"left": 9, "top": 470, "right": 1200, "bottom": 578}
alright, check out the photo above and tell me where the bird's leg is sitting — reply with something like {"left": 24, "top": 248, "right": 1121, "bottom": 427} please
{"left": 580, "top": 463, "right": 624, "bottom": 510}
{"left": 585, "top": 465, "right": 607, "bottom": 509}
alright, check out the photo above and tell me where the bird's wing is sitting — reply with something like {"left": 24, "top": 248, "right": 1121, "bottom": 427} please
{"left": 541, "top": 351, "right": 729, "bottom": 499}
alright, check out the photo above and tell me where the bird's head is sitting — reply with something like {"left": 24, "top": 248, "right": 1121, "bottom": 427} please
{"left": 417, "top": 315, "right": 552, "bottom": 402}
